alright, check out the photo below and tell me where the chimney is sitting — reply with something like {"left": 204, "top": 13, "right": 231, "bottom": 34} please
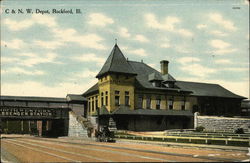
{"left": 160, "top": 60, "right": 169, "bottom": 75}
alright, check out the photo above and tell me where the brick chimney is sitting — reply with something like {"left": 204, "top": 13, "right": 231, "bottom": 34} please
{"left": 160, "top": 60, "right": 169, "bottom": 75}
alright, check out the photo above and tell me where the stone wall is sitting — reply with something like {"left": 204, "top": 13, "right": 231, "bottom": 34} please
{"left": 194, "top": 113, "right": 250, "bottom": 132}
{"left": 68, "top": 112, "right": 88, "bottom": 137}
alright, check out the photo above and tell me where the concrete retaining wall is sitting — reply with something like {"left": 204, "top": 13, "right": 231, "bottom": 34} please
{"left": 68, "top": 112, "right": 88, "bottom": 137}
{"left": 195, "top": 113, "right": 250, "bottom": 132}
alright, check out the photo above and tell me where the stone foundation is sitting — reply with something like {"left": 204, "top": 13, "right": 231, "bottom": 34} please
{"left": 195, "top": 113, "right": 250, "bottom": 133}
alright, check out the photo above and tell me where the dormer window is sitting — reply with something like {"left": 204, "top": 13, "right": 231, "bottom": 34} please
{"left": 152, "top": 81, "right": 161, "bottom": 87}
{"left": 165, "top": 82, "right": 174, "bottom": 88}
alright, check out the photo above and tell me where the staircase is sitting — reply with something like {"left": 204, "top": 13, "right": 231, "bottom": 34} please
{"left": 68, "top": 111, "right": 93, "bottom": 137}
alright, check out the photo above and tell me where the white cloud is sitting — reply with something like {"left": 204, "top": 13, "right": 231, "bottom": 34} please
{"left": 160, "top": 43, "right": 171, "bottom": 48}
{"left": 145, "top": 13, "right": 193, "bottom": 37}
{"left": 31, "top": 14, "right": 57, "bottom": 27}
{"left": 119, "top": 27, "right": 131, "bottom": 38}
{"left": 88, "top": 13, "right": 114, "bottom": 27}
{"left": 209, "top": 39, "right": 236, "bottom": 55}
{"left": 1, "top": 57, "right": 19, "bottom": 63}
{"left": 213, "top": 48, "right": 237, "bottom": 54}
{"left": 210, "top": 39, "right": 230, "bottom": 49}
{"left": 196, "top": 24, "right": 207, "bottom": 29}
{"left": 16, "top": 52, "right": 60, "bottom": 67}
{"left": 148, "top": 63, "right": 160, "bottom": 71}
{"left": 177, "top": 29, "right": 193, "bottom": 37}
{"left": 243, "top": 0, "right": 249, "bottom": 6}
{"left": 222, "top": 67, "right": 249, "bottom": 72}
{"left": 178, "top": 58, "right": 215, "bottom": 78}
{"left": 52, "top": 27, "right": 106, "bottom": 50}
{"left": 33, "top": 40, "right": 64, "bottom": 49}
{"left": 214, "top": 59, "right": 232, "bottom": 64}
{"left": 72, "top": 53, "right": 106, "bottom": 66}
{"left": 210, "top": 30, "right": 228, "bottom": 37}
{"left": 3, "top": 18, "right": 34, "bottom": 31}
{"left": 75, "top": 69, "right": 98, "bottom": 78}
{"left": 1, "top": 39, "right": 25, "bottom": 49}
{"left": 1, "top": 79, "right": 97, "bottom": 97}
{"left": 180, "top": 63, "right": 216, "bottom": 78}
{"left": 174, "top": 44, "right": 192, "bottom": 54}
{"left": 2, "top": 67, "right": 45, "bottom": 75}
{"left": 127, "top": 48, "right": 148, "bottom": 57}
{"left": 134, "top": 34, "right": 149, "bottom": 43}
{"left": 18, "top": 52, "right": 37, "bottom": 57}
{"left": 3, "top": 15, "right": 57, "bottom": 31}
{"left": 177, "top": 57, "right": 201, "bottom": 65}
{"left": 3, "top": 14, "right": 106, "bottom": 50}
{"left": 145, "top": 13, "right": 180, "bottom": 31}
{"left": 209, "top": 13, "right": 237, "bottom": 31}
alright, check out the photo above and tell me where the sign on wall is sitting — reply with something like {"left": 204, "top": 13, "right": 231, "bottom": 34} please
{"left": 0, "top": 106, "right": 68, "bottom": 119}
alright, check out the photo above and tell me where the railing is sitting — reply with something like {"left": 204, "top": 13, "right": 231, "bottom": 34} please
{"left": 115, "top": 134, "right": 250, "bottom": 147}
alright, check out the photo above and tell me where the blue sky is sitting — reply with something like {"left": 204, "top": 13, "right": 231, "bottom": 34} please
{"left": 1, "top": 0, "right": 249, "bottom": 98}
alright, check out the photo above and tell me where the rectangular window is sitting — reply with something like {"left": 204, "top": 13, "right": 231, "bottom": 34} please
{"left": 168, "top": 97, "right": 174, "bottom": 110}
{"left": 92, "top": 100, "right": 94, "bottom": 112}
{"left": 101, "top": 92, "right": 104, "bottom": 106}
{"left": 115, "top": 96, "right": 120, "bottom": 106}
{"left": 88, "top": 101, "right": 91, "bottom": 113}
{"left": 156, "top": 99, "right": 161, "bottom": 109}
{"left": 125, "top": 96, "right": 129, "bottom": 106}
{"left": 146, "top": 97, "right": 151, "bottom": 109}
{"left": 125, "top": 91, "right": 129, "bottom": 95}
{"left": 101, "top": 97, "right": 104, "bottom": 106}
{"left": 181, "top": 97, "right": 185, "bottom": 110}
{"left": 105, "top": 96, "right": 108, "bottom": 106}
{"left": 95, "top": 99, "right": 98, "bottom": 110}
{"left": 137, "top": 96, "right": 143, "bottom": 108}
{"left": 115, "top": 90, "right": 120, "bottom": 94}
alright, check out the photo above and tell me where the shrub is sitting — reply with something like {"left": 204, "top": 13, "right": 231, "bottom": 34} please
{"left": 195, "top": 126, "right": 205, "bottom": 132}
{"left": 234, "top": 128, "right": 244, "bottom": 134}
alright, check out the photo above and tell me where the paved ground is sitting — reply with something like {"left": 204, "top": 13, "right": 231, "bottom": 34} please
{"left": 1, "top": 134, "right": 250, "bottom": 162}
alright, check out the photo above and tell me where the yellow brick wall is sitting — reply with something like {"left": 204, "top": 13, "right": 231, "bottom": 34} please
{"left": 134, "top": 93, "right": 198, "bottom": 111}
{"left": 97, "top": 74, "right": 135, "bottom": 112}
{"left": 86, "top": 75, "right": 199, "bottom": 115}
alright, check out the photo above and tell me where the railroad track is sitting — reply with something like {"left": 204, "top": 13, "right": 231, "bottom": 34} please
{"left": 1, "top": 136, "right": 248, "bottom": 162}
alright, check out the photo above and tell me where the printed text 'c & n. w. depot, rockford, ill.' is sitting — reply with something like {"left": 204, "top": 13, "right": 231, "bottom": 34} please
{"left": 4, "top": 8, "right": 82, "bottom": 15}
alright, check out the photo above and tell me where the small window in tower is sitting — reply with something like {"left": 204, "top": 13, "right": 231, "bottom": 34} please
{"left": 115, "top": 96, "right": 120, "bottom": 106}
{"left": 125, "top": 96, "right": 129, "bottom": 106}
{"left": 101, "top": 97, "right": 104, "bottom": 106}
{"left": 105, "top": 91, "right": 108, "bottom": 95}
{"left": 125, "top": 91, "right": 129, "bottom": 95}
{"left": 115, "top": 90, "right": 120, "bottom": 94}
{"left": 105, "top": 95, "right": 108, "bottom": 106}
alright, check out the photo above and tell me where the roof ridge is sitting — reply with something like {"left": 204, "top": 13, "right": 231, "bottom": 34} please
{"left": 177, "top": 80, "right": 219, "bottom": 85}
{"left": 107, "top": 45, "right": 116, "bottom": 73}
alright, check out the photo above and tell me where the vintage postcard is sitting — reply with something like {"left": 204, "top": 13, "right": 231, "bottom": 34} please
{"left": 1, "top": 0, "right": 249, "bottom": 162}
